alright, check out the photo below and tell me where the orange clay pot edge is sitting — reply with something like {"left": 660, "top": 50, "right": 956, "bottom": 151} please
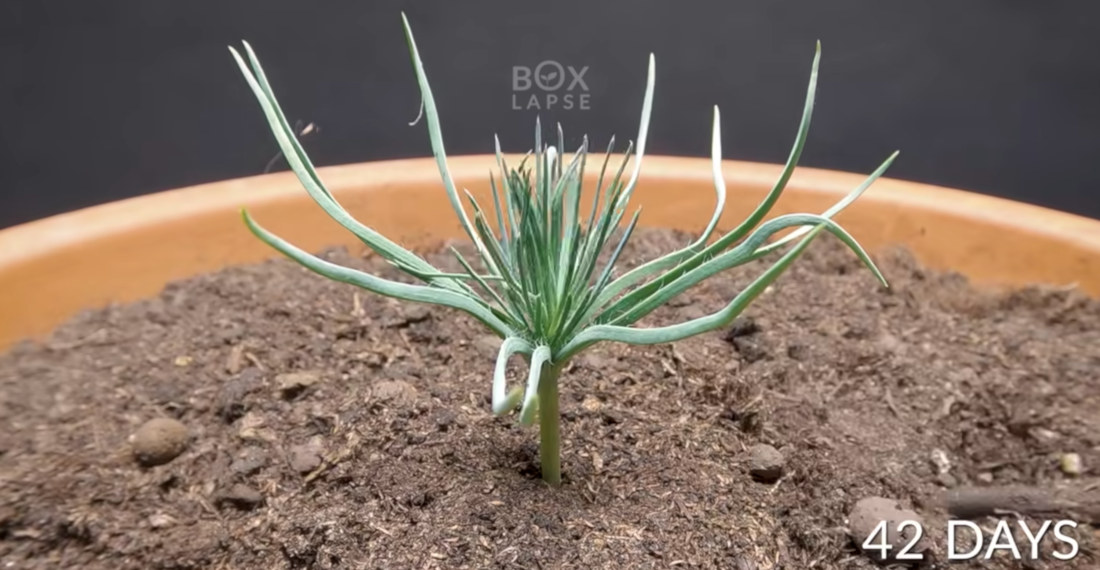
{"left": 1, "top": 155, "right": 1098, "bottom": 351}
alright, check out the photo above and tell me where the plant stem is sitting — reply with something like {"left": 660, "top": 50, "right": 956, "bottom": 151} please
{"left": 537, "top": 362, "right": 564, "bottom": 485}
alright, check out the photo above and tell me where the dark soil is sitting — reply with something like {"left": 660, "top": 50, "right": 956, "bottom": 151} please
{"left": 1, "top": 228, "right": 1098, "bottom": 569}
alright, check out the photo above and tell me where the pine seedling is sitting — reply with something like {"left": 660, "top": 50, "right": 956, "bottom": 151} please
{"left": 229, "top": 13, "right": 897, "bottom": 485}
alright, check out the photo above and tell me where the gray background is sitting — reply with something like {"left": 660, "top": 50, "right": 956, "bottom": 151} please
{"left": 2, "top": 0, "right": 1098, "bottom": 229}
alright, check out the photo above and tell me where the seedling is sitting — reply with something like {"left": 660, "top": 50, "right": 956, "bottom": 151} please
{"left": 229, "top": 13, "right": 896, "bottom": 485}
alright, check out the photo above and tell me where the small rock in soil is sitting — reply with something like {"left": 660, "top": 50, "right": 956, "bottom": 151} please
{"left": 1060, "top": 452, "right": 1082, "bottom": 476}
{"left": 230, "top": 447, "right": 268, "bottom": 476}
{"left": 130, "top": 418, "right": 189, "bottom": 467}
{"left": 747, "top": 444, "right": 785, "bottom": 483}
{"left": 288, "top": 442, "right": 324, "bottom": 474}
{"left": 215, "top": 483, "right": 264, "bottom": 510}
{"left": 276, "top": 371, "right": 321, "bottom": 400}
{"left": 847, "top": 497, "right": 928, "bottom": 564}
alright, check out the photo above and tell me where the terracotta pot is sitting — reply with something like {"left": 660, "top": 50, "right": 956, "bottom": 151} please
{"left": 2, "top": 155, "right": 1098, "bottom": 351}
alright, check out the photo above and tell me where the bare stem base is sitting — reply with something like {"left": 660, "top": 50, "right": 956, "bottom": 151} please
{"left": 537, "top": 363, "right": 564, "bottom": 486}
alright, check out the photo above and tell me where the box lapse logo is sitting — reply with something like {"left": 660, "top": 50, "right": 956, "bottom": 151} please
{"left": 512, "top": 60, "right": 590, "bottom": 111}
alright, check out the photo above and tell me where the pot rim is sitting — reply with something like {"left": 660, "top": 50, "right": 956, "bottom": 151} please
{"left": 3, "top": 155, "right": 1097, "bottom": 265}
{"left": 1, "top": 155, "right": 1098, "bottom": 350}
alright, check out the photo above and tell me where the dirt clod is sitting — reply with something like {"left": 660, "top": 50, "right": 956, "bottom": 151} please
{"left": 229, "top": 447, "right": 267, "bottom": 476}
{"left": 785, "top": 340, "right": 809, "bottom": 360}
{"left": 847, "top": 497, "right": 927, "bottom": 563}
{"left": 288, "top": 441, "right": 323, "bottom": 474}
{"left": 473, "top": 334, "right": 501, "bottom": 357}
{"left": 725, "top": 316, "right": 761, "bottom": 339}
{"left": 369, "top": 379, "right": 418, "bottom": 406}
{"left": 215, "top": 483, "right": 263, "bottom": 510}
{"left": 731, "top": 337, "right": 769, "bottom": 364}
{"left": 129, "top": 417, "right": 189, "bottom": 467}
{"left": 1, "top": 230, "right": 1097, "bottom": 569}
{"left": 215, "top": 368, "right": 262, "bottom": 422}
{"left": 930, "top": 448, "right": 951, "bottom": 474}
{"left": 434, "top": 410, "right": 457, "bottom": 431}
{"left": 747, "top": 443, "right": 785, "bottom": 483}
{"left": 276, "top": 370, "right": 321, "bottom": 399}
{"left": 147, "top": 513, "right": 176, "bottom": 529}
